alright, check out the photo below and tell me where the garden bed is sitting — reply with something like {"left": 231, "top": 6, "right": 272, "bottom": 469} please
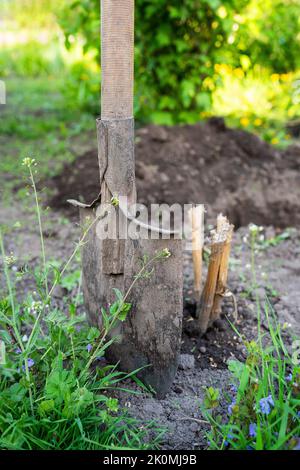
{"left": 46, "top": 118, "right": 300, "bottom": 228}
{"left": 1, "top": 121, "right": 299, "bottom": 450}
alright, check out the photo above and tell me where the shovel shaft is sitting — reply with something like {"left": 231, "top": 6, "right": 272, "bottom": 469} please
{"left": 101, "top": 0, "right": 134, "bottom": 119}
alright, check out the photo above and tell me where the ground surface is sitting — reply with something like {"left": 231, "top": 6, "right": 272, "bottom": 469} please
{"left": 1, "top": 202, "right": 299, "bottom": 449}
{"left": 47, "top": 118, "right": 300, "bottom": 228}
{"left": 1, "top": 113, "right": 299, "bottom": 449}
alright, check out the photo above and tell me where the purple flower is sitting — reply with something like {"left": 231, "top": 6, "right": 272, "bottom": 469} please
{"left": 259, "top": 395, "right": 274, "bottom": 415}
{"left": 15, "top": 347, "right": 22, "bottom": 354}
{"left": 230, "top": 384, "right": 237, "bottom": 395}
{"left": 22, "top": 358, "right": 35, "bottom": 371}
{"left": 286, "top": 373, "right": 293, "bottom": 382}
{"left": 249, "top": 423, "right": 257, "bottom": 438}
{"left": 224, "top": 430, "right": 234, "bottom": 447}
{"left": 86, "top": 343, "right": 92, "bottom": 353}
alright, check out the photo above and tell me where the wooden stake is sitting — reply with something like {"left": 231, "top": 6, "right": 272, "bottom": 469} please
{"left": 210, "top": 215, "right": 234, "bottom": 324}
{"left": 188, "top": 205, "right": 204, "bottom": 299}
{"left": 196, "top": 214, "right": 234, "bottom": 335}
{"left": 196, "top": 231, "right": 225, "bottom": 334}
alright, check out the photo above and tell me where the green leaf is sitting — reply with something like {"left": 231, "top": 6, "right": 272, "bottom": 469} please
{"left": 38, "top": 399, "right": 55, "bottom": 416}
{"left": 118, "top": 302, "right": 132, "bottom": 322}
{"left": 204, "top": 386, "right": 220, "bottom": 409}
{"left": 106, "top": 398, "right": 119, "bottom": 413}
{"left": 228, "top": 360, "right": 246, "bottom": 379}
{"left": 45, "top": 367, "right": 75, "bottom": 404}
{"left": 8, "top": 383, "right": 27, "bottom": 402}
{"left": 278, "top": 402, "right": 289, "bottom": 443}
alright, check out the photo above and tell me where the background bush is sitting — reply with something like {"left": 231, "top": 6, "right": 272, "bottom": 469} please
{"left": 1, "top": 0, "right": 300, "bottom": 138}
{"left": 58, "top": 0, "right": 300, "bottom": 124}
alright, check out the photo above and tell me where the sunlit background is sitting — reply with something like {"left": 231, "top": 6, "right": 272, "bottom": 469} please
{"left": 1, "top": 0, "right": 300, "bottom": 192}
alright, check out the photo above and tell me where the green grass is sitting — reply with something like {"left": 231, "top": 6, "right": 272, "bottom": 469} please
{"left": 0, "top": 161, "right": 164, "bottom": 450}
{"left": 0, "top": 76, "right": 95, "bottom": 201}
{"left": 203, "top": 226, "right": 300, "bottom": 450}
{"left": 204, "top": 307, "right": 300, "bottom": 450}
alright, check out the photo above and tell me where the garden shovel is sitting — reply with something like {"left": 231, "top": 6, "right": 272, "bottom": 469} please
{"left": 69, "top": 0, "right": 183, "bottom": 398}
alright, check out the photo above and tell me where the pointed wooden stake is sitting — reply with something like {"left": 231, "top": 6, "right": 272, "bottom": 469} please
{"left": 196, "top": 214, "right": 233, "bottom": 335}
{"left": 196, "top": 233, "right": 225, "bottom": 334}
{"left": 188, "top": 205, "right": 204, "bottom": 299}
{"left": 210, "top": 215, "right": 234, "bottom": 324}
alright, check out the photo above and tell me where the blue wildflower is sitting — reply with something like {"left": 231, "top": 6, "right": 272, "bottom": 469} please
{"left": 22, "top": 358, "right": 35, "bottom": 371}
{"left": 86, "top": 343, "right": 92, "bottom": 353}
{"left": 286, "top": 373, "right": 293, "bottom": 382}
{"left": 224, "top": 430, "right": 234, "bottom": 447}
{"left": 259, "top": 395, "right": 274, "bottom": 415}
{"left": 249, "top": 423, "right": 257, "bottom": 438}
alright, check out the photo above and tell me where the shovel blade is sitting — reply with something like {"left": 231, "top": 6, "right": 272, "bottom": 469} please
{"left": 80, "top": 207, "right": 183, "bottom": 398}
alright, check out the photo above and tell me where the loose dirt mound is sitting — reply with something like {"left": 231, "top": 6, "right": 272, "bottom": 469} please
{"left": 46, "top": 118, "right": 300, "bottom": 228}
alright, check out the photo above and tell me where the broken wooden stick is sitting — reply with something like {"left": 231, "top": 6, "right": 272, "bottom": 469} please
{"left": 196, "top": 232, "right": 225, "bottom": 334}
{"left": 210, "top": 215, "right": 234, "bottom": 324}
{"left": 196, "top": 214, "right": 233, "bottom": 335}
{"left": 188, "top": 205, "right": 204, "bottom": 299}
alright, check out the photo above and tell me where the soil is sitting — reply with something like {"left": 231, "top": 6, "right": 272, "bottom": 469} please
{"left": 2, "top": 119, "right": 300, "bottom": 450}
{"left": 1, "top": 203, "right": 299, "bottom": 449}
{"left": 45, "top": 118, "right": 300, "bottom": 228}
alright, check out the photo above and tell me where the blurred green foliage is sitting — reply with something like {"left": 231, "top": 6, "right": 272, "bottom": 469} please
{"left": 58, "top": 0, "right": 300, "bottom": 124}
{"left": 0, "top": 42, "right": 64, "bottom": 78}
{"left": 0, "top": 0, "right": 300, "bottom": 147}
{"left": 59, "top": 0, "right": 249, "bottom": 123}
{"left": 1, "top": 0, "right": 61, "bottom": 28}
{"left": 235, "top": 0, "right": 300, "bottom": 73}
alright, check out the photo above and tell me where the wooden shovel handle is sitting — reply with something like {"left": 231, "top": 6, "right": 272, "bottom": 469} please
{"left": 101, "top": 0, "right": 134, "bottom": 119}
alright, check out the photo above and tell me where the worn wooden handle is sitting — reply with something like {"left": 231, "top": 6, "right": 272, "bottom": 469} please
{"left": 101, "top": 0, "right": 134, "bottom": 119}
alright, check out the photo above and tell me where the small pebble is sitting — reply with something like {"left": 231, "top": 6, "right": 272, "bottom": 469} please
{"left": 173, "top": 385, "right": 183, "bottom": 394}
{"left": 178, "top": 354, "right": 195, "bottom": 370}
{"left": 190, "top": 422, "right": 199, "bottom": 432}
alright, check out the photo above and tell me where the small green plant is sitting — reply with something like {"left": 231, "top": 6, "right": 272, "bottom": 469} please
{"left": 203, "top": 223, "right": 300, "bottom": 450}
{"left": 204, "top": 311, "right": 300, "bottom": 450}
{"left": 0, "top": 161, "right": 164, "bottom": 450}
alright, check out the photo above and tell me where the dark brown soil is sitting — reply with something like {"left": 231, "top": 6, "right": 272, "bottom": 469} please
{"left": 45, "top": 118, "right": 300, "bottom": 228}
